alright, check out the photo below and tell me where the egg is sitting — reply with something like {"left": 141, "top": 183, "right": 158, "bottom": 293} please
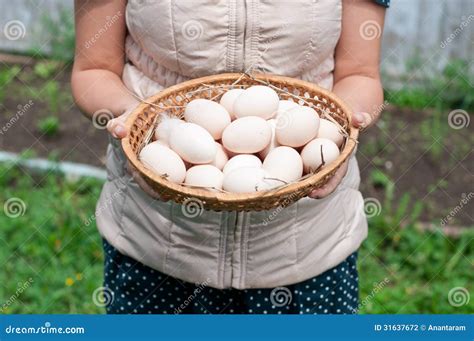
{"left": 219, "top": 89, "right": 245, "bottom": 120}
{"left": 275, "top": 105, "right": 320, "bottom": 147}
{"left": 184, "top": 99, "right": 231, "bottom": 140}
{"left": 139, "top": 141, "right": 186, "bottom": 184}
{"left": 256, "top": 171, "right": 286, "bottom": 191}
{"left": 185, "top": 165, "right": 224, "bottom": 191}
{"left": 233, "top": 85, "right": 279, "bottom": 120}
{"left": 223, "top": 167, "right": 266, "bottom": 193}
{"left": 154, "top": 116, "right": 184, "bottom": 145}
{"left": 222, "top": 116, "right": 272, "bottom": 153}
{"left": 169, "top": 122, "right": 217, "bottom": 164}
{"left": 259, "top": 119, "right": 279, "bottom": 159}
{"left": 223, "top": 154, "right": 262, "bottom": 175}
{"left": 317, "top": 118, "right": 344, "bottom": 147}
{"left": 301, "top": 138, "right": 340, "bottom": 173}
{"left": 263, "top": 146, "right": 303, "bottom": 183}
{"left": 276, "top": 100, "right": 298, "bottom": 117}
{"left": 208, "top": 142, "right": 229, "bottom": 170}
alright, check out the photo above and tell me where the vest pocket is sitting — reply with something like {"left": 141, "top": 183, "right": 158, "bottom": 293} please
{"left": 165, "top": 203, "right": 224, "bottom": 287}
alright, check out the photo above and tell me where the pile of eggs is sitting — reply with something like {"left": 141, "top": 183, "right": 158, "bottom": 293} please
{"left": 139, "top": 85, "right": 344, "bottom": 193}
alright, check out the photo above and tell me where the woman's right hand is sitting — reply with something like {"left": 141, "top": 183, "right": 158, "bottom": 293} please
{"left": 107, "top": 110, "right": 170, "bottom": 202}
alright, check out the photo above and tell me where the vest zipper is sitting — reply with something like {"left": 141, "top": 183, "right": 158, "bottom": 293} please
{"left": 242, "top": 0, "right": 248, "bottom": 71}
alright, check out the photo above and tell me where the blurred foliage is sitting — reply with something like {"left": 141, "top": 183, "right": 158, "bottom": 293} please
{"left": 42, "top": 80, "right": 61, "bottom": 114}
{"left": 31, "top": 7, "right": 75, "bottom": 62}
{"left": 0, "top": 165, "right": 103, "bottom": 314}
{"left": 358, "top": 175, "right": 473, "bottom": 314}
{"left": 37, "top": 116, "right": 60, "bottom": 136}
{"left": 0, "top": 166, "right": 472, "bottom": 314}
{"left": 385, "top": 59, "right": 474, "bottom": 112}
{"left": 33, "top": 61, "right": 63, "bottom": 79}
{"left": 0, "top": 66, "right": 21, "bottom": 103}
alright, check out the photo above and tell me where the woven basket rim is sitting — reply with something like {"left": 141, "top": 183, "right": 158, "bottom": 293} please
{"left": 122, "top": 73, "right": 359, "bottom": 205}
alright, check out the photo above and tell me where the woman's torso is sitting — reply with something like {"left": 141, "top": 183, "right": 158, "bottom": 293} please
{"left": 96, "top": 0, "right": 368, "bottom": 289}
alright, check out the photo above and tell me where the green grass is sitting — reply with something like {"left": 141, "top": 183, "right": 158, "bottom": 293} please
{"left": 0, "top": 165, "right": 472, "bottom": 314}
{"left": 385, "top": 59, "right": 474, "bottom": 112}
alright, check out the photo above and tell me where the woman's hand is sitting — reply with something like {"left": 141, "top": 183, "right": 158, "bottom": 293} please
{"left": 308, "top": 110, "right": 373, "bottom": 199}
{"left": 107, "top": 110, "right": 170, "bottom": 202}
{"left": 106, "top": 109, "right": 131, "bottom": 139}
{"left": 309, "top": 0, "right": 385, "bottom": 199}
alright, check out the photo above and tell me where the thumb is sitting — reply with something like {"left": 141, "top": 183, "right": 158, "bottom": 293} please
{"left": 352, "top": 112, "right": 372, "bottom": 129}
{"left": 106, "top": 108, "right": 134, "bottom": 139}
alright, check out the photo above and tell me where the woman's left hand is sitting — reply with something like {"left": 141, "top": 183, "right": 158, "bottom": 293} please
{"left": 308, "top": 111, "right": 373, "bottom": 199}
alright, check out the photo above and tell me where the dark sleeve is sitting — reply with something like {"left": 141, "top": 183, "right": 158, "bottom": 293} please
{"left": 374, "top": 0, "right": 390, "bottom": 8}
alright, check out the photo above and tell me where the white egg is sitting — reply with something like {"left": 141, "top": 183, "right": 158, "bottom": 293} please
{"left": 222, "top": 116, "right": 272, "bottom": 153}
{"left": 223, "top": 154, "right": 262, "bottom": 175}
{"left": 223, "top": 167, "right": 266, "bottom": 193}
{"left": 169, "top": 122, "right": 217, "bottom": 164}
{"left": 301, "top": 138, "right": 340, "bottom": 173}
{"left": 154, "top": 116, "right": 184, "bottom": 145}
{"left": 219, "top": 89, "right": 245, "bottom": 120}
{"left": 208, "top": 142, "right": 229, "bottom": 170}
{"left": 185, "top": 165, "right": 224, "bottom": 191}
{"left": 139, "top": 141, "right": 186, "bottom": 184}
{"left": 275, "top": 105, "right": 320, "bottom": 147}
{"left": 233, "top": 85, "right": 279, "bottom": 120}
{"left": 317, "top": 118, "right": 344, "bottom": 147}
{"left": 154, "top": 139, "right": 170, "bottom": 147}
{"left": 276, "top": 100, "right": 298, "bottom": 117}
{"left": 184, "top": 99, "right": 231, "bottom": 140}
{"left": 259, "top": 119, "right": 279, "bottom": 159}
{"left": 263, "top": 146, "right": 303, "bottom": 183}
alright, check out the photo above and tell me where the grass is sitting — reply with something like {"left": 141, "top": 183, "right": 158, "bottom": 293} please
{"left": 0, "top": 164, "right": 472, "bottom": 314}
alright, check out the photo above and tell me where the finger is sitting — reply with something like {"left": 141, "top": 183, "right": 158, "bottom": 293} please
{"left": 308, "top": 161, "right": 348, "bottom": 199}
{"left": 352, "top": 112, "right": 373, "bottom": 129}
{"left": 106, "top": 116, "right": 128, "bottom": 139}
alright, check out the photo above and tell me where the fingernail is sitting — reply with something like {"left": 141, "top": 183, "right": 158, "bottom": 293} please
{"left": 114, "top": 125, "right": 126, "bottom": 137}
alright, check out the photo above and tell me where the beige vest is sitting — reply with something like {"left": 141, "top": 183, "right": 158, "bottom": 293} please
{"left": 97, "top": 0, "right": 368, "bottom": 289}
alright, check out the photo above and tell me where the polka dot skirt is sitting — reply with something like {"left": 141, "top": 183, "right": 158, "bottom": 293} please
{"left": 103, "top": 239, "right": 359, "bottom": 314}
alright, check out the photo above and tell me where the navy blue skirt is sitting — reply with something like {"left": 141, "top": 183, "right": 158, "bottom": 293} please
{"left": 102, "top": 239, "right": 359, "bottom": 314}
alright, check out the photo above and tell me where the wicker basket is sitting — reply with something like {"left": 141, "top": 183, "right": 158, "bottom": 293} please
{"left": 122, "top": 73, "right": 358, "bottom": 211}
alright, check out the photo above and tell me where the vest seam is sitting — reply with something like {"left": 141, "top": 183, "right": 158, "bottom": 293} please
{"left": 239, "top": 212, "right": 250, "bottom": 288}
{"left": 169, "top": 1, "right": 183, "bottom": 75}
{"left": 217, "top": 212, "right": 227, "bottom": 288}
{"left": 226, "top": 0, "right": 235, "bottom": 72}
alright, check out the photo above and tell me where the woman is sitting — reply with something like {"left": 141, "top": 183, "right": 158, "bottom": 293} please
{"left": 72, "top": 0, "right": 388, "bottom": 314}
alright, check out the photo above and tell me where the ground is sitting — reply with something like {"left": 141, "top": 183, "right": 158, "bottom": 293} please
{"left": 0, "top": 61, "right": 472, "bottom": 314}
